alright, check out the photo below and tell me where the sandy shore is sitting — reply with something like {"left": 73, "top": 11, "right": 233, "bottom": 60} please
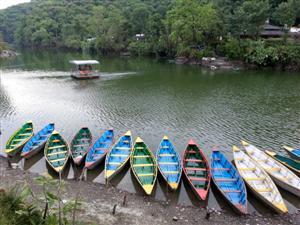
{"left": 0, "top": 157, "right": 299, "bottom": 225}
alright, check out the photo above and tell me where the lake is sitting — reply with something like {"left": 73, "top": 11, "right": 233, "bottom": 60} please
{"left": 0, "top": 50, "right": 299, "bottom": 213}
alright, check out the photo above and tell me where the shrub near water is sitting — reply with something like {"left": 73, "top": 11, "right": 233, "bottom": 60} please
{"left": 220, "top": 38, "right": 300, "bottom": 70}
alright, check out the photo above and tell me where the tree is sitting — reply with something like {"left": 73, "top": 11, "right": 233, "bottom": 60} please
{"left": 165, "top": 0, "right": 222, "bottom": 55}
{"left": 231, "top": 0, "right": 270, "bottom": 38}
{"left": 273, "top": 0, "right": 297, "bottom": 28}
{"left": 88, "top": 5, "right": 128, "bottom": 53}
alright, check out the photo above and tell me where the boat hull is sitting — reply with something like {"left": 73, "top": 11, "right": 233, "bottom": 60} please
{"left": 73, "top": 155, "right": 85, "bottom": 166}
{"left": 71, "top": 74, "right": 99, "bottom": 80}
{"left": 182, "top": 139, "right": 210, "bottom": 201}
{"left": 211, "top": 150, "right": 247, "bottom": 215}
{"left": 22, "top": 141, "right": 46, "bottom": 159}
{"left": 245, "top": 181, "right": 287, "bottom": 214}
{"left": 212, "top": 181, "right": 247, "bottom": 214}
{"left": 270, "top": 173, "right": 300, "bottom": 197}
{"left": 283, "top": 146, "right": 300, "bottom": 160}
{"left": 233, "top": 145, "right": 288, "bottom": 214}
{"left": 85, "top": 155, "right": 106, "bottom": 170}
{"left": 156, "top": 136, "right": 182, "bottom": 191}
{"left": 106, "top": 157, "right": 130, "bottom": 181}
{"left": 7, "top": 142, "right": 27, "bottom": 157}
{"left": 44, "top": 131, "right": 70, "bottom": 174}
{"left": 105, "top": 131, "right": 132, "bottom": 180}
{"left": 130, "top": 137, "right": 157, "bottom": 195}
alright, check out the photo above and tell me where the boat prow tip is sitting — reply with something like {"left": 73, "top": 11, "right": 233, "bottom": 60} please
{"left": 188, "top": 139, "right": 196, "bottom": 145}
{"left": 232, "top": 145, "right": 240, "bottom": 151}
{"left": 124, "top": 130, "right": 132, "bottom": 136}
{"left": 241, "top": 140, "right": 249, "bottom": 146}
{"left": 135, "top": 137, "right": 143, "bottom": 143}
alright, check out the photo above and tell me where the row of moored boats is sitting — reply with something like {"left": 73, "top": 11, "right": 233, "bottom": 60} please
{"left": 3, "top": 121, "right": 300, "bottom": 215}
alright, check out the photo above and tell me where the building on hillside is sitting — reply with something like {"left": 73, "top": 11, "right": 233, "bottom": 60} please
{"left": 240, "top": 23, "right": 284, "bottom": 38}
{"left": 260, "top": 24, "right": 285, "bottom": 38}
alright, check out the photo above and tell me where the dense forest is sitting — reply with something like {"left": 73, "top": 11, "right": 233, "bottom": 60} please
{"left": 1, "top": 0, "right": 300, "bottom": 68}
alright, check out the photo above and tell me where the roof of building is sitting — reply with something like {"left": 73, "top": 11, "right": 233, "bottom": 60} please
{"left": 69, "top": 60, "right": 99, "bottom": 65}
{"left": 263, "top": 24, "right": 282, "bottom": 31}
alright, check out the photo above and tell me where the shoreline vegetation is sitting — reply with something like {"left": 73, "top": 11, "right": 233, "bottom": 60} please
{"left": 0, "top": 41, "right": 18, "bottom": 59}
{"left": 1, "top": 0, "right": 300, "bottom": 71}
{"left": 0, "top": 157, "right": 299, "bottom": 225}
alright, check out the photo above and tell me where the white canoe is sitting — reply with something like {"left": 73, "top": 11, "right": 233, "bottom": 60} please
{"left": 242, "top": 141, "right": 300, "bottom": 197}
{"left": 233, "top": 146, "right": 288, "bottom": 214}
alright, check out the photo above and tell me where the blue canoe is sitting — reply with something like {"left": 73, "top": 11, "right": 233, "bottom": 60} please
{"left": 211, "top": 150, "right": 247, "bottom": 214}
{"left": 104, "top": 130, "right": 133, "bottom": 180}
{"left": 283, "top": 146, "right": 300, "bottom": 160}
{"left": 21, "top": 123, "right": 54, "bottom": 159}
{"left": 85, "top": 129, "right": 114, "bottom": 169}
{"left": 156, "top": 136, "right": 182, "bottom": 190}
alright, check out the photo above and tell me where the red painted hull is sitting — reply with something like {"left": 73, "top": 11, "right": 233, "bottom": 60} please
{"left": 182, "top": 139, "right": 211, "bottom": 201}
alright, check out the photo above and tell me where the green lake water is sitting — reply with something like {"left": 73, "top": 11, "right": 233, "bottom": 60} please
{"left": 0, "top": 50, "right": 299, "bottom": 213}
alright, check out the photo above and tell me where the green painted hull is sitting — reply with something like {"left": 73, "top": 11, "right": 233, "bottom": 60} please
{"left": 70, "top": 127, "right": 92, "bottom": 165}
{"left": 130, "top": 137, "right": 157, "bottom": 195}
{"left": 273, "top": 154, "right": 300, "bottom": 176}
{"left": 45, "top": 131, "right": 69, "bottom": 173}
{"left": 5, "top": 121, "right": 33, "bottom": 156}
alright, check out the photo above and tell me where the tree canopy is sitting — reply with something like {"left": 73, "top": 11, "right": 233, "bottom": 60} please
{"left": 0, "top": 0, "right": 299, "bottom": 57}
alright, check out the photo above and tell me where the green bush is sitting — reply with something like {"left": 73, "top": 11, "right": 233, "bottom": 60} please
{"left": 244, "top": 40, "right": 300, "bottom": 67}
{"left": 221, "top": 37, "right": 244, "bottom": 59}
{"left": 128, "top": 41, "right": 151, "bottom": 56}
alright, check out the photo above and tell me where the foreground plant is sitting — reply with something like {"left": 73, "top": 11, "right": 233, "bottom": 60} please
{"left": 0, "top": 175, "right": 82, "bottom": 225}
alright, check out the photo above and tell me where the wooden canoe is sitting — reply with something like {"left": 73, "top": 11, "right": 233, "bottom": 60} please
{"left": 44, "top": 130, "right": 69, "bottom": 173}
{"left": 5, "top": 121, "right": 34, "bottom": 156}
{"left": 182, "top": 139, "right": 211, "bottom": 201}
{"left": 70, "top": 127, "right": 92, "bottom": 166}
{"left": 105, "top": 130, "right": 133, "bottom": 180}
{"left": 233, "top": 146, "right": 288, "bottom": 214}
{"left": 211, "top": 150, "right": 247, "bottom": 214}
{"left": 265, "top": 150, "right": 300, "bottom": 176}
{"left": 130, "top": 137, "right": 157, "bottom": 195}
{"left": 21, "top": 123, "right": 54, "bottom": 159}
{"left": 242, "top": 141, "right": 300, "bottom": 197}
{"left": 85, "top": 129, "right": 114, "bottom": 169}
{"left": 282, "top": 145, "right": 300, "bottom": 160}
{"left": 156, "top": 136, "right": 182, "bottom": 190}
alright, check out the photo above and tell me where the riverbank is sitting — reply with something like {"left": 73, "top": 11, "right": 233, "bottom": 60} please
{"left": 0, "top": 158, "right": 299, "bottom": 225}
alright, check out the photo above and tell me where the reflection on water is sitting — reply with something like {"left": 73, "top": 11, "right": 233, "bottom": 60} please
{"left": 1, "top": 50, "right": 300, "bottom": 214}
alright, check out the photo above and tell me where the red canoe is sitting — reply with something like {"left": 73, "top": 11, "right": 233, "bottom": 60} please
{"left": 182, "top": 139, "right": 211, "bottom": 200}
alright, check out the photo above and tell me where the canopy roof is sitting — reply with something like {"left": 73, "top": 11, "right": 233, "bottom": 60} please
{"left": 69, "top": 60, "right": 99, "bottom": 65}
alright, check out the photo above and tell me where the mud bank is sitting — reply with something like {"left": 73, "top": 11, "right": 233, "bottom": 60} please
{"left": 0, "top": 158, "right": 299, "bottom": 225}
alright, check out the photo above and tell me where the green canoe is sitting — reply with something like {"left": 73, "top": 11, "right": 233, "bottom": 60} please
{"left": 5, "top": 121, "right": 34, "bottom": 156}
{"left": 70, "top": 127, "right": 92, "bottom": 166}
{"left": 130, "top": 137, "right": 157, "bottom": 195}
{"left": 265, "top": 150, "right": 300, "bottom": 176}
{"left": 45, "top": 130, "right": 69, "bottom": 173}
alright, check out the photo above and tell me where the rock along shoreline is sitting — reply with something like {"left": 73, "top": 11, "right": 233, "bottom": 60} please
{"left": 0, "top": 49, "right": 19, "bottom": 59}
{"left": 0, "top": 158, "right": 299, "bottom": 225}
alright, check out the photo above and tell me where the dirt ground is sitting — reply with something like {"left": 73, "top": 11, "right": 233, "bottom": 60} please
{"left": 0, "top": 157, "right": 299, "bottom": 225}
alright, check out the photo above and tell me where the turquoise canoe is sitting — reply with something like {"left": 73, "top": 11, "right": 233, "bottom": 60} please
{"left": 105, "top": 131, "right": 132, "bottom": 180}
{"left": 85, "top": 129, "right": 114, "bottom": 169}
{"left": 156, "top": 136, "right": 182, "bottom": 190}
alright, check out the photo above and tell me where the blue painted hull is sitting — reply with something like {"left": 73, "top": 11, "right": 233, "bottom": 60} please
{"left": 105, "top": 131, "right": 132, "bottom": 180}
{"left": 211, "top": 150, "right": 247, "bottom": 214}
{"left": 85, "top": 129, "right": 114, "bottom": 169}
{"left": 21, "top": 123, "right": 54, "bottom": 159}
{"left": 156, "top": 137, "right": 182, "bottom": 190}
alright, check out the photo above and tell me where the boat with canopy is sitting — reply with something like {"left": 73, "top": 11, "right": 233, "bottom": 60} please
{"left": 69, "top": 60, "right": 100, "bottom": 79}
